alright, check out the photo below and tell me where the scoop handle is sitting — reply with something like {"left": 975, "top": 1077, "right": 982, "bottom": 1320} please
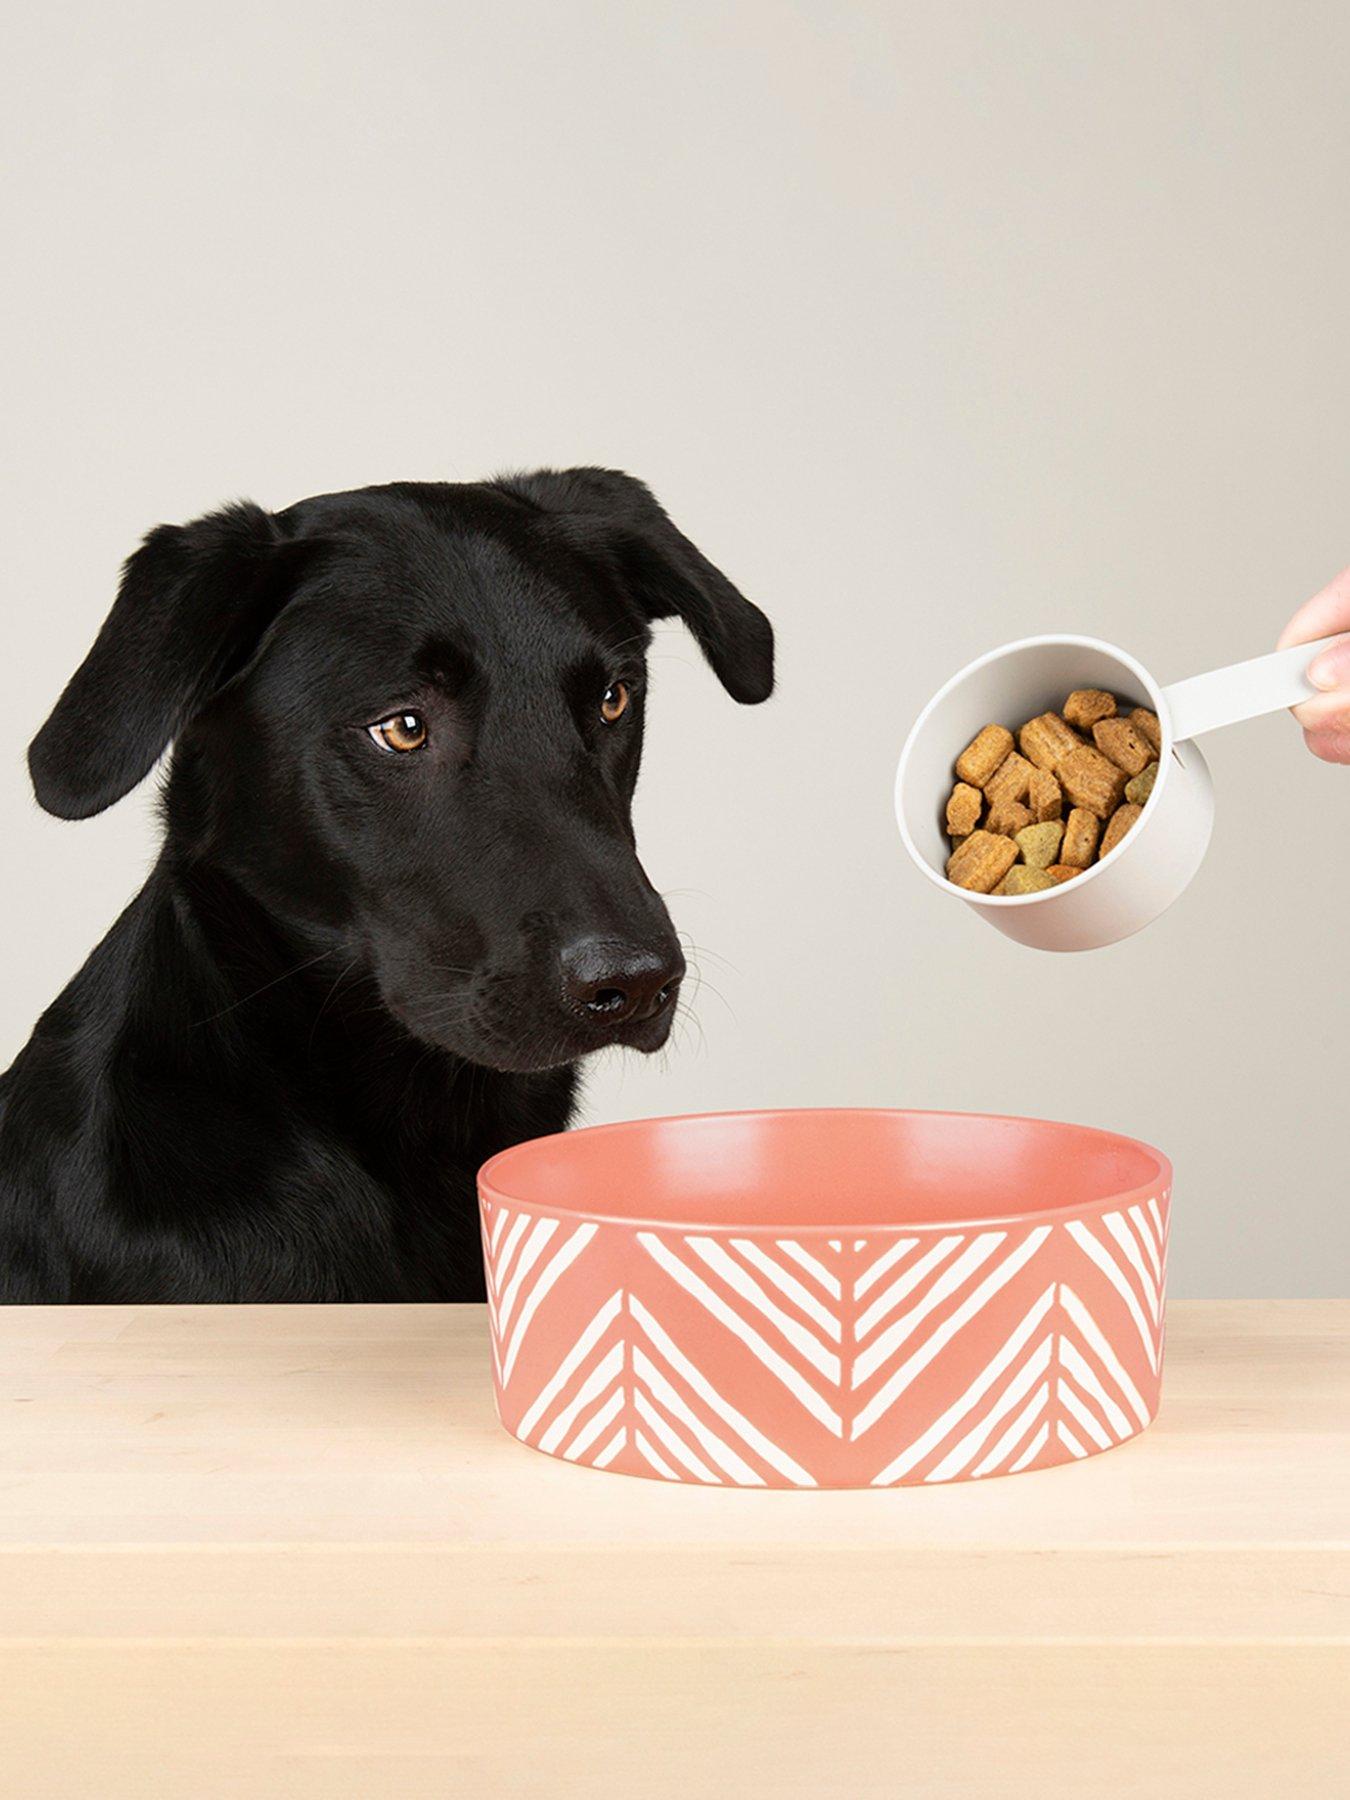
{"left": 1161, "top": 635, "right": 1344, "bottom": 742}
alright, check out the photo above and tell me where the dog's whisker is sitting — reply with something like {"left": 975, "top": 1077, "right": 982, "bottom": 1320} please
{"left": 191, "top": 949, "right": 336, "bottom": 1027}
{"left": 695, "top": 983, "right": 736, "bottom": 1022}
{"left": 600, "top": 629, "right": 653, "bottom": 660}
{"left": 674, "top": 999, "right": 709, "bottom": 1060}
{"left": 671, "top": 942, "right": 737, "bottom": 1023}
{"left": 307, "top": 958, "right": 360, "bottom": 1052}
{"left": 674, "top": 930, "right": 741, "bottom": 976}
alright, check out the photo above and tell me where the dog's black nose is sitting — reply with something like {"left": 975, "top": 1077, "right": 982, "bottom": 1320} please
{"left": 561, "top": 937, "right": 685, "bottom": 1025}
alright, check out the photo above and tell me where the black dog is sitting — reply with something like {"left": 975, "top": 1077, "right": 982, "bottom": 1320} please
{"left": 0, "top": 471, "right": 772, "bottom": 1302}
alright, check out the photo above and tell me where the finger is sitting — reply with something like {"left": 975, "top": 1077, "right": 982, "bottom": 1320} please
{"left": 1296, "top": 676, "right": 1350, "bottom": 730}
{"left": 1303, "top": 723, "right": 1350, "bottom": 765}
{"left": 1303, "top": 631, "right": 1350, "bottom": 694}
{"left": 1277, "top": 564, "right": 1350, "bottom": 649}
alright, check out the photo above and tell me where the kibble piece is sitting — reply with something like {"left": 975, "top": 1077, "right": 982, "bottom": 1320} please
{"left": 985, "top": 798, "right": 1034, "bottom": 838}
{"left": 996, "top": 865, "right": 1057, "bottom": 896}
{"left": 1100, "top": 802, "right": 1142, "bottom": 859}
{"left": 1057, "top": 745, "right": 1127, "bottom": 820}
{"left": 1125, "top": 761, "right": 1159, "bottom": 806}
{"left": 1028, "top": 766, "right": 1063, "bottom": 822}
{"left": 1014, "top": 821, "right": 1064, "bottom": 870}
{"left": 1018, "top": 712, "right": 1082, "bottom": 773}
{"left": 1061, "top": 805, "right": 1101, "bottom": 867}
{"left": 956, "top": 724, "right": 1015, "bottom": 788}
{"left": 1129, "top": 708, "right": 1162, "bottom": 754}
{"left": 1063, "top": 689, "right": 1117, "bottom": 732}
{"left": 1093, "top": 717, "right": 1152, "bottom": 777}
{"left": 982, "top": 749, "right": 1035, "bottom": 807}
{"left": 946, "top": 781, "right": 984, "bottom": 837}
{"left": 1046, "top": 863, "right": 1081, "bottom": 884}
{"left": 946, "top": 830, "right": 1019, "bottom": 894}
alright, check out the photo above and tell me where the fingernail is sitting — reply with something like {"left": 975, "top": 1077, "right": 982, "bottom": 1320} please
{"left": 1308, "top": 647, "right": 1349, "bottom": 690}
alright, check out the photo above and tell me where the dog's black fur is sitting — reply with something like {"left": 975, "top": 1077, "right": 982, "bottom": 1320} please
{"left": 0, "top": 472, "right": 772, "bottom": 1303}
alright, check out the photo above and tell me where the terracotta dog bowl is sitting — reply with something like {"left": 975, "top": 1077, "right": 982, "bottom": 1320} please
{"left": 478, "top": 1109, "right": 1171, "bottom": 1489}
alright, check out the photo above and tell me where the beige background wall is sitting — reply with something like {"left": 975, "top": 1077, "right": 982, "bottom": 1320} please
{"left": 2, "top": 1, "right": 1346, "bottom": 1296}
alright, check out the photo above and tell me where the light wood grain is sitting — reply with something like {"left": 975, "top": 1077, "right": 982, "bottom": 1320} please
{"left": 4, "top": 1544, "right": 1348, "bottom": 1643}
{"left": 2, "top": 1644, "right": 1347, "bottom": 1800}
{"left": 4, "top": 1300, "right": 1347, "bottom": 1549}
{"left": 0, "top": 1301, "right": 1346, "bottom": 1796}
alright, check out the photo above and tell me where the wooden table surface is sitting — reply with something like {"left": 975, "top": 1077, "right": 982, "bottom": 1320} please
{"left": 1, "top": 1301, "right": 1346, "bottom": 1797}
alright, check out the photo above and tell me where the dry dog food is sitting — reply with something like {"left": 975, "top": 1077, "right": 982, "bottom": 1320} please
{"left": 1092, "top": 717, "right": 1152, "bottom": 778}
{"left": 983, "top": 749, "right": 1034, "bottom": 807}
{"left": 1000, "top": 865, "right": 1056, "bottom": 895}
{"left": 1057, "top": 744, "right": 1127, "bottom": 819}
{"left": 1063, "top": 688, "right": 1116, "bottom": 732}
{"left": 1130, "top": 707, "right": 1162, "bottom": 753}
{"left": 1125, "top": 760, "right": 1158, "bottom": 806}
{"left": 985, "top": 798, "right": 1033, "bottom": 838}
{"left": 1019, "top": 712, "right": 1081, "bottom": 773}
{"left": 955, "top": 725, "right": 1014, "bottom": 787}
{"left": 1014, "top": 821, "right": 1063, "bottom": 869}
{"left": 944, "top": 696, "right": 1162, "bottom": 894}
{"left": 1060, "top": 807, "right": 1100, "bottom": 869}
{"left": 945, "top": 781, "right": 983, "bottom": 837}
{"left": 1027, "top": 767, "right": 1062, "bottom": 822}
{"left": 1100, "top": 802, "right": 1142, "bottom": 858}
{"left": 946, "top": 830, "right": 1018, "bottom": 894}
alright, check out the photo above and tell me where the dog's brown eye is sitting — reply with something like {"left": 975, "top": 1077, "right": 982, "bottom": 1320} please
{"left": 368, "top": 713, "right": 428, "bottom": 754}
{"left": 601, "top": 682, "right": 630, "bottom": 725}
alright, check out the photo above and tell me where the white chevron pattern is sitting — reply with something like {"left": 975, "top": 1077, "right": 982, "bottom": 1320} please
{"left": 869, "top": 1277, "right": 1155, "bottom": 1485}
{"left": 637, "top": 1231, "right": 846, "bottom": 1435}
{"left": 1065, "top": 1200, "right": 1167, "bottom": 1375}
{"left": 485, "top": 1194, "right": 1171, "bottom": 1488}
{"left": 850, "top": 1227, "right": 1052, "bottom": 1439}
{"left": 482, "top": 1202, "right": 597, "bottom": 1386}
{"left": 510, "top": 1287, "right": 815, "bottom": 1487}
{"left": 636, "top": 1224, "right": 1061, "bottom": 1450}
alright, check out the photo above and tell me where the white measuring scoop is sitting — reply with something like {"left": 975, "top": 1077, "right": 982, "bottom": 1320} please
{"left": 896, "top": 633, "right": 1340, "bottom": 951}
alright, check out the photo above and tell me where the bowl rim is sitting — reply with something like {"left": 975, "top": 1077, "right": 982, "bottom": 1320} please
{"left": 477, "top": 1105, "right": 1173, "bottom": 1237}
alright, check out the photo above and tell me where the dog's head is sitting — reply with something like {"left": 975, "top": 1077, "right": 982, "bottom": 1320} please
{"left": 29, "top": 472, "right": 773, "bottom": 1071}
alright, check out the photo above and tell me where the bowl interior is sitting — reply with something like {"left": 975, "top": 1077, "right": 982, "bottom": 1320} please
{"left": 479, "top": 1108, "right": 1169, "bottom": 1233}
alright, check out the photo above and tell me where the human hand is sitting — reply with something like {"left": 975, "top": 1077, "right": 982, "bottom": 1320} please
{"left": 1278, "top": 566, "right": 1350, "bottom": 763}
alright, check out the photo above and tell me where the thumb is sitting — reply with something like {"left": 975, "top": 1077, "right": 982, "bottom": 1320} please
{"left": 1278, "top": 563, "right": 1350, "bottom": 650}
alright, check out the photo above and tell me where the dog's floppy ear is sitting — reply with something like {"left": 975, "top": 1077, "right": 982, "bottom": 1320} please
{"left": 496, "top": 467, "right": 774, "bottom": 703}
{"left": 29, "top": 502, "right": 306, "bottom": 820}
